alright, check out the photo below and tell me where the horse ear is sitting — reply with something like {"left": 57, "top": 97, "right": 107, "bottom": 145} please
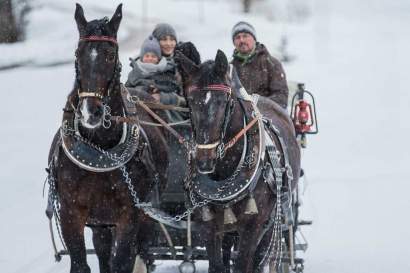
{"left": 108, "top": 4, "right": 123, "bottom": 36}
{"left": 175, "top": 51, "right": 199, "bottom": 77}
{"left": 74, "top": 3, "right": 87, "bottom": 37}
{"left": 214, "top": 49, "right": 228, "bottom": 77}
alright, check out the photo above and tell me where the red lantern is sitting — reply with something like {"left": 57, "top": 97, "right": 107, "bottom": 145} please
{"left": 290, "top": 84, "right": 318, "bottom": 148}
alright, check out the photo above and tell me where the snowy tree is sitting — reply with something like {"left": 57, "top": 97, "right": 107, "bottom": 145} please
{"left": 0, "top": 0, "right": 30, "bottom": 43}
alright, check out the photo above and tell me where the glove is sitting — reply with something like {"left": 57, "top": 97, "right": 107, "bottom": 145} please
{"left": 175, "top": 41, "right": 201, "bottom": 65}
{"left": 148, "top": 84, "right": 159, "bottom": 94}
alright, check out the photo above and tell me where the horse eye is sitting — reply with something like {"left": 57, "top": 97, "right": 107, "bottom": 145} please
{"left": 106, "top": 52, "right": 116, "bottom": 62}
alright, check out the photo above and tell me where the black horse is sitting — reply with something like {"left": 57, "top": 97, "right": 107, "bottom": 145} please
{"left": 177, "top": 50, "right": 301, "bottom": 273}
{"left": 47, "top": 4, "right": 168, "bottom": 273}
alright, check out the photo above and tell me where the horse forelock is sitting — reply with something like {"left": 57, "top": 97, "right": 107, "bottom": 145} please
{"left": 84, "top": 18, "right": 112, "bottom": 37}
{"left": 197, "top": 60, "right": 227, "bottom": 88}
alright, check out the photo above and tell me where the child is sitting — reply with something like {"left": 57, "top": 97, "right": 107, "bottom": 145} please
{"left": 125, "top": 35, "right": 185, "bottom": 107}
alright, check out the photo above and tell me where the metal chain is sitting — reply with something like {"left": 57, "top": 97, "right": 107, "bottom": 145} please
{"left": 46, "top": 165, "right": 67, "bottom": 251}
{"left": 212, "top": 151, "right": 255, "bottom": 195}
{"left": 102, "top": 104, "right": 112, "bottom": 129}
{"left": 258, "top": 147, "right": 285, "bottom": 271}
{"left": 69, "top": 127, "right": 207, "bottom": 222}
{"left": 216, "top": 142, "right": 226, "bottom": 159}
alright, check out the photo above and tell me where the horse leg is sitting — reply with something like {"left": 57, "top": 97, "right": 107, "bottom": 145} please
{"left": 111, "top": 217, "right": 139, "bottom": 273}
{"left": 60, "top": 207, "right": 90, "bottom": 273}
{"left": 233, "top": 221, "right": 265, "bottom": 273}
{"left": 222, "top": 233, "right": 236, "bottom": 273}
{"left": 201, "top": 221, "right": 224, "bottom": 273}
{"left": 136, "top": 218, "right": 155, "bottom": 266}
{"left": 92, "top": 226, "right": 113, "bottom": 273}
{"left": 252, "top": 225, "right": 276, "bottom": 273}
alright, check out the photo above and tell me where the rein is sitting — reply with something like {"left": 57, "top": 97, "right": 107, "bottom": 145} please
{"left": 135, "top": 99, "right": 188, "bottom": 146}
{"left": 223, "top": 115, "right": 259, "bottom": 152}
{"left": 195, "top": 115, "right": 259, "bottom": 156}
{"left": 142, "top": 102, "right": 189, "bottom": 112}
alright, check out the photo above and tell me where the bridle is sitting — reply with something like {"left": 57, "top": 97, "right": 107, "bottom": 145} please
{"left": 75, "top": 35, "right": 120, "bottom": 101}
{"left": 73, "top": 34, "right": 121, "bottom": 129}
{"left": 188, "top": 83, "right": 260, "bottom": 159}
{"left": 188, "top": 84, "right": 234, "bottom": 158}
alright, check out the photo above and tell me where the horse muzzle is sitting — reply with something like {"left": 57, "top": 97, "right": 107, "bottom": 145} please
{"left": 195, "top": 142, "right": 219, "bottom": 174}
{"left": 196, "top": 159, "right": 216, "bottom": 174}
{"left": 78, "top": 97, "right": 104, "bottom": 129}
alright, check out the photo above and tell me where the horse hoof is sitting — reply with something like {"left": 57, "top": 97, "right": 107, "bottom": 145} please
{"left": 179, "top": 261, "right": 196, "bottom": 273}
{"left": 132, "top": 255, "right": 147, "bottom": 273}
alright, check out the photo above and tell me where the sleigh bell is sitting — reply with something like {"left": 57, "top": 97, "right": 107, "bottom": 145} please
{"left": 224, "top": 206, "right": 237, "bottom": 225}
{"left": 201, "top": 206, "right": 215, "bottom": 222}
{"left": 244, "top": 195, "right": 259, "bottom": 215}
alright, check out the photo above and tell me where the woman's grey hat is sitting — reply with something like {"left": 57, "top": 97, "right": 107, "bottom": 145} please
{"left": 140, "top": 35, "right": 162, "bottom": 59}
{"left": 231, "top": 21, "right": 257, "bottom": 41}
{"left": 152, "top": 23, "right": 177, "bottom": 42}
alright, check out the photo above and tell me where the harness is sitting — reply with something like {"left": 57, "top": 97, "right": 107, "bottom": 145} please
{"left": 188, "top": 91, "right": 265, "bottom": 202}
{"left": 59, "top": 34, "right": 147, "bottom": 172}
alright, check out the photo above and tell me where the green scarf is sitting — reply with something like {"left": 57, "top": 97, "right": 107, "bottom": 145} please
{"left": 233, "top": 47, "right": 256, "bottom": 65}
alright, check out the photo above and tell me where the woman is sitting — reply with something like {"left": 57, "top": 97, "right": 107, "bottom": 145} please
{"left": 152, "top": 23, "right": 178, "bottom": 60}
{"left": 152, "top": 23, "right": 201, "bottom": 65}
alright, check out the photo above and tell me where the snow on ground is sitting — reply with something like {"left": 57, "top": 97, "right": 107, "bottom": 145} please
{"left": 1, "top": 0, "right": 410, "bottom": 272}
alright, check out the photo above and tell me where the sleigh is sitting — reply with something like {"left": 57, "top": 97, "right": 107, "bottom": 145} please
{"left": 46, "top": 82, "right": 316, "bottom": 273}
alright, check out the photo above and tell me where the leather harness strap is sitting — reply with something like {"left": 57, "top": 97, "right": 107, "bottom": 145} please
{"left": 78, "top": 92, "right": 104, "bottom": 99}
{"left": 79, "top": 35, "right": 118, "bottom": 44}
{"left": 195, "top": 116, "right": 259, "bottom": 153}
{"left": 223, "top": 115, "right": 259, "bottom": 153}
{"left": 196, "top": 141, "right": 220, "bottom": 149}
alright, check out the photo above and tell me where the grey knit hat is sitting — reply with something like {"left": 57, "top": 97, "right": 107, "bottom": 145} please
{"left": 140, "top": 35, "right": 162, "bottom": 59}
{"left": 231, "top": 21, "right": 257, "bottom": 41}
{"left": 152, "top": 23, "right": 177, "bottom": 42}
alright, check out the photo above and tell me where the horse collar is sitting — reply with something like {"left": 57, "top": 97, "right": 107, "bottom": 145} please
{"left": 191, "top": 98, "right": 266, "bottom": 202}
{"left": 60, "top": 87, "right": 141, "bottom": 172}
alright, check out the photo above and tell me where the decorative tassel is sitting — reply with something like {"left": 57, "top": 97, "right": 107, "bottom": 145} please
{"left": 224, "top": 207, "right": 237, "bottom": 225}
{"left": 244, "top": 196, "right": 259, "bottom": 215}
{"left": 202, "top": 206, "right": 214, "bottom": 222}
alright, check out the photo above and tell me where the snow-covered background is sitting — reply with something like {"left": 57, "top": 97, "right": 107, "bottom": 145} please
{"left": 1, "top": 0, "right": 409, "bottom": 272}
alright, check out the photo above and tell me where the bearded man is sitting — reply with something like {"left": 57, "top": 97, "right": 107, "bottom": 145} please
{"left": 231, "top": 21, "right": 289, "bottom": 109}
